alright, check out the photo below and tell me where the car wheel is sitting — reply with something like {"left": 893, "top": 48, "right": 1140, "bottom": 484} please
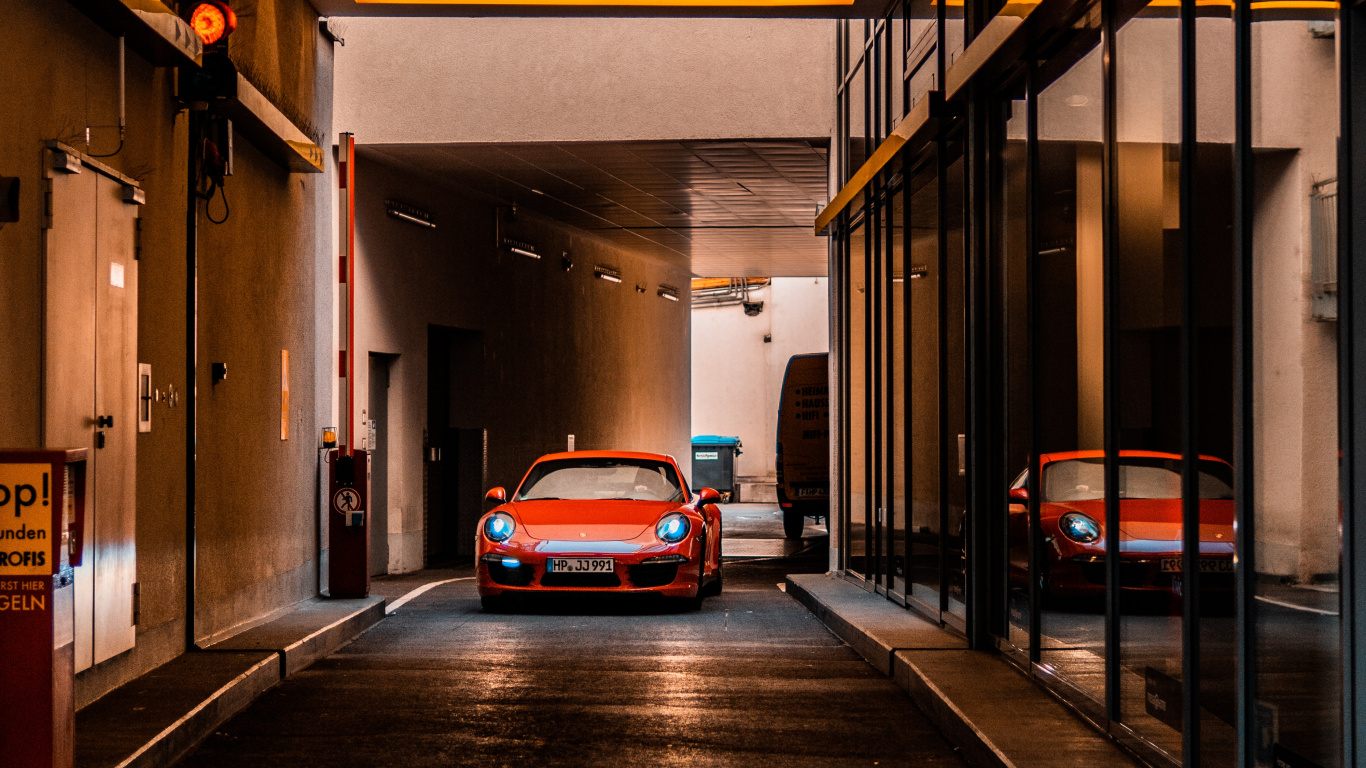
{"left": 782, "top": 507, "right": 805, "bottom": 539}
{"left": 701, "top": 560, "right": 723, "bottom": 597}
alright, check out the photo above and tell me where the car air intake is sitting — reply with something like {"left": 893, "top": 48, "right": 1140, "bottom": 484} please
{"left": 487, "top": 562, "right": 534, "bottom": 587}
{"left": 627, "top": 563, "right": 679, "bottom": 588}
{"left": 539, "top": 572, "right": 622, "bottom": 588}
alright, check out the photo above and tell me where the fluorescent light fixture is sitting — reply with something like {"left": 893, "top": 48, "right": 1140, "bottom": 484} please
{"left": 657, "top": 285, "right": 680, "bottom": 301}
{"left": 503, "top": 237, "right": 540, "bottom": 259}
{"left": 390, "top": 210, "right": 435, "bottom": 228}
{"left": 385, "top": 198, "right": 435, "bottom": 229}
{"left": 594, "top": 266, "right": 622, "bottom": 283}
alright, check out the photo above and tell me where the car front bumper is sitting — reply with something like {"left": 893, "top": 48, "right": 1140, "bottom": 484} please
{"left": 476, "top": 538, "right": 703, "bottom": 597}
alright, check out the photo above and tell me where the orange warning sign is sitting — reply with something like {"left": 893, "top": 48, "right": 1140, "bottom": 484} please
{"left": 0, "top": 464, "right": 53, "bottom": 576}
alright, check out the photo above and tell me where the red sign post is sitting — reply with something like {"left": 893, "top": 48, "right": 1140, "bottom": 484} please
{"left": 327, "top": 448, "right": 370, "bottom": 598}
{"left": 326, "top": 132, "right": 370, "bottom": 597}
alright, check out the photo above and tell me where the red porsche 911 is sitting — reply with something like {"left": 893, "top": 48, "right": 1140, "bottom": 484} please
{"left": 476, "top": 451, "right": 723, "bottom": 610}
{"left": 1008, "top": 450, "right": 1235, "bottom": 601}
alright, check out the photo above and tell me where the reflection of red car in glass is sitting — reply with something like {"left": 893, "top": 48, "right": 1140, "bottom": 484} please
{"left": 476, "top": 451, "right": 723, "bottom": 610}
{"left": 1008, "top": 450, "right": 1235, "bottom": 600}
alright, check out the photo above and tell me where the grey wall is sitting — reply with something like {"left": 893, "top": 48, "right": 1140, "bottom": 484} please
{"left": 0, "top": 0, "right": 334, "bottom": 706}
{"left": 334, "top": 18, "right": 835, "bottom": 144}
{"left": 354, "top": 154, "right": 693, "bottom": 573}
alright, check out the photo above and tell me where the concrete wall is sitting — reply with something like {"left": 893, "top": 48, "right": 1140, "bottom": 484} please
{"left": 354, "top": 154, "right": 693, "bottom": 573}
{"left": 0, "top": 0, "right": 335, "bottom": 705}
{"left": 690, "top": 278, "right": 829, "bottom": 480}
{"left": 333, "top": 18, "right": 835, "bottom": 144}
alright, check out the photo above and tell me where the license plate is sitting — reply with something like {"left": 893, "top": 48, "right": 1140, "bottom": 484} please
{"left": 546, "top": 557, "right": 614, "bottom": 573}
{"left": 795, "top": 487, "right": 826, "bottom": 498}
{"left": 1159, "top": 557, "right": 1233, "bottom": 574}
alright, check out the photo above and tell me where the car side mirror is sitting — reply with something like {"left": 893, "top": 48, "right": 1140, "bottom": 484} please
{"left": 485, "top": 487, "right": 507, "bottom": 504}
{"left": 697, "top": 487, "right": 722, "bottom": 506}
{"left": 1008, "top": 487, "right": 1028, "bottom": 501}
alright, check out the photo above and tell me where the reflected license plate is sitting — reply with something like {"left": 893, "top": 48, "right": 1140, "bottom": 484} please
{"left": 546, "top": 557, "right": 614, "bottom": 573}
{"left": 1159, "top": 557, "right": 1233, "bottom": 574}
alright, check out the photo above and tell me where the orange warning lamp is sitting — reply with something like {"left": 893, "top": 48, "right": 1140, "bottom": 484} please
{"left": 186, "top": 1, "right": 236, "bottom": 48}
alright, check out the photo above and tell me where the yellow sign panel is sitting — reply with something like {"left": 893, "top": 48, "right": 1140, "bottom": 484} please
{"left": 0, "top": 463, "right": 53, "bottom": 576}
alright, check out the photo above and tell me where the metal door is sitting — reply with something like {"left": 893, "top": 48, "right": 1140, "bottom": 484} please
{"left": 44, "top": 150, "right": 139, "bottom": 671}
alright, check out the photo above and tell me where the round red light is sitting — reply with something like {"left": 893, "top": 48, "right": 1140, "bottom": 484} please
{"left": 189, "top": 3, "right": 235, "bottom": 46}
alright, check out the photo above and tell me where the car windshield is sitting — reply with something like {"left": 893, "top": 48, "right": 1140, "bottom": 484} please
{"left": 1042, "top": 457, "right": 1234, "bottom": 502}
{"left": 516, "top": 458, "right": 685, "bottom": 502}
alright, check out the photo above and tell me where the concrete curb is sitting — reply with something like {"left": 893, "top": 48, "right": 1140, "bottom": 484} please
{"left": 114, "top": 655, "right": 279, "bottom": 768}
{"left": 278, "top": 597, "right": 387, "bottom": 677}
{"left": 891, "top": 655, "right": 1017, "bottom": 768}
{"left": 786, "top": 576, "right": 902, "bottom": 674}
{"left": 783, "top": 575, "right": 1016, "bottom": 768}
{"left": 784, "top": 573, "right": 1142, "bottom": 768}
{"left": 104, "top": 597, "right": 387, "bottom": 768}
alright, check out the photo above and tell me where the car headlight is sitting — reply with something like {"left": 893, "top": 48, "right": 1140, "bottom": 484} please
{"left": 1059, "top": 512, "right": 1101, "bottom": 543}
{"left": 656, "top": 513, "right": 690, "bottom": 543}
{"left": 484, "top": 512, "right": 516, "bottom": 542}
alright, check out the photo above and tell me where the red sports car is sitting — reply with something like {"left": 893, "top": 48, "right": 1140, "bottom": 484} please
{"left": 476, "top": 451, "right": 723, "bottom": 610}
{"left": 1008, "top": 450, "right": 1235, "bottom": 600}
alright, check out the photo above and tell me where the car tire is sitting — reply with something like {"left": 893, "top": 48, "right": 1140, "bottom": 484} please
{"left": 782, "top": 507, "right": 805, "bottom": 539}
{"left": 701, "top": 561, "right": 723, "bottom": 597}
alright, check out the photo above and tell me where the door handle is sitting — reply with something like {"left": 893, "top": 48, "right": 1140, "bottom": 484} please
{"left": 96, "top": 415, "right": 114, "bottom": 428}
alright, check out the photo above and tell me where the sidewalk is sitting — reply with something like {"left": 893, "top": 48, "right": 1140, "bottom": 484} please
{"left": 784, "top": 573, "right": 1145, "bottom": 768}
{"left": 75, "top": 595, "right": 384, "bottom": 768}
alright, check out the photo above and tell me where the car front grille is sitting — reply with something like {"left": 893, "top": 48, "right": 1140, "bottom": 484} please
{"left": 539, "top": 572, "right": 622, "bottom": 588}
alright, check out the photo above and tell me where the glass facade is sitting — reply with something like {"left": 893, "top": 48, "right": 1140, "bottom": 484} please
{"left": 830, "top": 0, "right": 1361, "bottom": 764}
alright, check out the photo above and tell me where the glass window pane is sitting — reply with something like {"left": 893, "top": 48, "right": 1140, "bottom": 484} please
{"left": 1251, "top": 9, "right": 1342, "bottom": 768}
{"left": 848, "top": 218, "right": 869, "bottom": 578}
{"left": 1034, "top": 26, "right": 1105, "bottom": 704}
{"left": 1113, "top": 1, "right": 1185, "bottom": 756}
{"left": 944, "top": 147, "right": 968, "bottom": 622}
{"left": 1195, "top": 6, "right": 1238, "bottom": 765}
{"left": 872, "top": 196, "right": 888, "bottom": 585}
{"left": 892, "top": 185, "right": 907, "bottom": 597}
{"left": 847, "top": 24, "right": 870, "bottom": 181}
{"left": 906, "top": 0, "right": 938, "bottom": 110}
{"left": 1001, "top": 95, "right": 1030, "bottom": 653}
{"left": 908, "top": 153, "right": 941, "bottom": 612}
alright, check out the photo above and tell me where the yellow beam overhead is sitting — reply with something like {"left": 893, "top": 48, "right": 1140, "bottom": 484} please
{"left": 813, "top": 92, "right": 942, "bottom": 235}
{"left": 812, "top": 0, "right": 1045, "bottom": 235}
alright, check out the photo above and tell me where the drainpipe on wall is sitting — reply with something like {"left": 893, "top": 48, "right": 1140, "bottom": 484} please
{"left": 185, "top": 107, "right": 201, "bottom": 652}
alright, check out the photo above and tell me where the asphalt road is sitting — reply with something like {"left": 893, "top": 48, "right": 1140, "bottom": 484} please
{"left": 180, "top": 505, "right": 966, "bottom": 768}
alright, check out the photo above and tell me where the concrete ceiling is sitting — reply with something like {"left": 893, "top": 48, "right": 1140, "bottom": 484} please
{"left": 312, "top": 0, "right": 891, "bottom": 19}
{"left": 364, "top": 140, "right": 831, "bottom": 277}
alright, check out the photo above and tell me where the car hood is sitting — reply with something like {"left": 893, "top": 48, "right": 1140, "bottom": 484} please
{"left": 507, "top": 499, "right": 685, "bottom": 541}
